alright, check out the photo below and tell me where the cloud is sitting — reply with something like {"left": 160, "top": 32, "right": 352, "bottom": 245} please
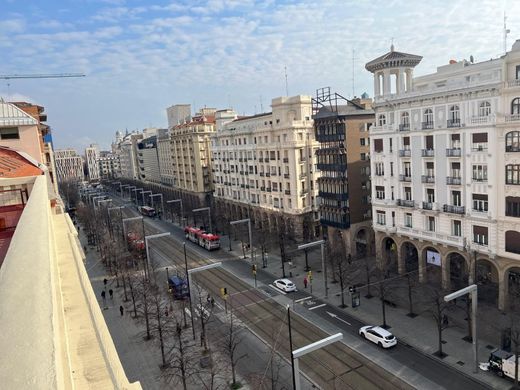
{"left": 0, "top": 18, "right": 26, "bottom": 34}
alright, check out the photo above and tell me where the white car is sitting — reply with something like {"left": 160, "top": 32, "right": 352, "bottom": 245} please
{"left": 274, "top": 278, "right": 296, "bottom": 292}
{"left": 359, "top": 325, "right": 397, "bottom": 348}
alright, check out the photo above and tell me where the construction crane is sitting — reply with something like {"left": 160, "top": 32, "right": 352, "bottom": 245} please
{"left": 0, "top": 73, "right": 85, "bottom": 80}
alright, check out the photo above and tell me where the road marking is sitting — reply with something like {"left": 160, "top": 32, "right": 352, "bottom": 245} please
{"left": 294, "top": 296, "right": 313, "bottom": 304}
{"left": 268, "top": 284, "right": 287, "bottom": 295}
{"left": 326, "top": 311, "right": 351, "bottom": 326}
{"left": 309, "top": 303, "right": 326, "bottom": 311}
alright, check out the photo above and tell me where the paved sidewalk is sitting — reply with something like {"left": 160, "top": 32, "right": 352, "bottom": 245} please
{"left": 222, "top": 234, "right": 509, "bottom": 390}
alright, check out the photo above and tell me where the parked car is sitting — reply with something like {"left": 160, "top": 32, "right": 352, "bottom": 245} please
{"left": 359, "top": 325, "right": 397, "bottom": 348}
{"left": 273, "top": 278, "right": 296, "bottom": 292}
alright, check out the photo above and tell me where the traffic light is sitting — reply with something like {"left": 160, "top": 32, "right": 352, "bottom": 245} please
{"left": 308, "top": 270, "right": 312, "bottom": 281}
{"left": 220, "top": 287, "right": 228, "bottom": 298}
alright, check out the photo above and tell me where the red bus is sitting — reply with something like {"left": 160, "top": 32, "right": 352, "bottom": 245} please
{"left": 184, "top": 226, "right": 220, "bottom": 250}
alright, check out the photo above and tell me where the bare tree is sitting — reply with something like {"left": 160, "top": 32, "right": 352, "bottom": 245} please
{"left": 424, "top": 285, "right": 451, "bottom": 358}
{"left": 221, "top": 302, "right": 247, "bottom": 388}
{"left": 148, "top": 283, "right": 172, "bottom": 367}
{"left": 329, "top": 233, "right": 361, "bottom": 308}
{"left": 163, "top": 322, "right": 196, "bottom": 390}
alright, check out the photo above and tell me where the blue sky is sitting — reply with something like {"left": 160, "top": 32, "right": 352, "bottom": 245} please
{"left": 0, "top": 0, "right": 518, "bottom": 151}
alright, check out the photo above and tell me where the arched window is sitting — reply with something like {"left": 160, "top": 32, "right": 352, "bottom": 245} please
{"left": 448, "top": 105, "right": 460, "bottom": 127}
{"left": 512, "top": 98, "right": 520, "bottom": 115}
{"left": 401, "top": 112, "right": 409, "bottom": 125}
{"left": 424, "top": 108, "right": 433, "bottom": 123}
{"left": 506, "top": 164, "right": 520, "bottom": 185}
{"left": 378, "top": 114, "right": 386, "bottom": 126}
{"left": 506, "top": 131, "right": 520, "bottom": 152}
{"left": 479, "top": 101, "right": 491, "bottom": 117}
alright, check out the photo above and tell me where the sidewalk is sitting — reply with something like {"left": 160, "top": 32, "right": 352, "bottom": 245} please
{"left": 224, "top": 234, "right": 508, "bottom": 390}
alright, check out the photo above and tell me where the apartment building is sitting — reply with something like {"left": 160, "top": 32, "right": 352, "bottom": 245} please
{"left": 85, "top": 144, "right": 100, "bottom": 182}
{"left": 137, "top": 135, "right": 161, "bottom": 184}
{"left": 98, "top": 152, "right": 121, "bottom": 179}
{"left": 365, "top": 40, "right": 520, "bottom": 310}
{"left": 119, "top": 132, "right": 143, "bottom": 180}
{"left": 54, "top": 148, "right": 84, "bottom": 182}
{"left": 312, "top": 89, "right": 375, "bottom": 255}
{"left": 157, "top": 128, "right": 174, "bottom": 186}
{"left": 170, "top": 108, "right": 215, "bottom": 203}
{"left": 167, "top": 104, "right": 191, "bottom": 128}
{"left": 211, "top": 96, "right": 320, "bottom": 240}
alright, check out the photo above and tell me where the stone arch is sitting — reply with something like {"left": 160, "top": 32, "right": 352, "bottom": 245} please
{"left": 400, "top": 240, "right": 419, "bottom": 274}
{"left": 421, "top": 246, "right": 442, "bottom": 287}
{"left": 354, "top": 228, "right": 368, "bottom": 258}
{"left": 380, "top": 236, "right": 398, "bottom": 274}
{"left": 505, "top": 265, "right": 520, "bottom": 310}
{"left": 476, "top": 257, "right": 499, "bottom": 306}
{"left": 446, "top": 251, "right": 469, "bottom": 291}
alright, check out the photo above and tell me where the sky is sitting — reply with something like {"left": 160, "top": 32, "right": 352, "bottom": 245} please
{"left": 0, "top": 0, "right": 519, "bottom": 151}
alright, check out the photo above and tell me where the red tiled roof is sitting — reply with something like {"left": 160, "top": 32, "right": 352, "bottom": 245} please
{"left": 0, "top": 147, "right": 43, "bottom": 178}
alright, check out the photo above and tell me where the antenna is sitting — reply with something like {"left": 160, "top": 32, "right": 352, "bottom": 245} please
{"left": 504, "top": 12, "right": 510, "bottom": 55}
{"left": 284, "top": 66, "right": 289, "bottom": 96}
{"left": 260, "top": 95, "right": 264, "bottom": 113}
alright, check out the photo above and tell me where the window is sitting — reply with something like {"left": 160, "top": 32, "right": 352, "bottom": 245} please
{"left": 472, "top": 165, "right": 487, "bottom": 181}
{"left": 426, "top": 188, "right": 435, "bottom": 203}
{"left": 472, "top": 133, "right": 488, "bottom": 151}
{"left": 375, "top": 162, "right": 384, "bottom": 176}
{"left": 401, "top": 112, "right": 410, "bottom": 125}
{"left": 452, "top": 220, "right": 462, "bottom": 237}
{"left": 424, "top": 108, "right": 433, "bottom": 124}
{"left": 376, "top": 186, "right": 385, "bottom": 200}
{"left": 517, "top": 65, "right": 520, "bottom": 80}
{"left": 449, "top": 105, "right": 460, "bottom": 121}
{"left": 512, "top": 98, "right": 520, "bottom": 115}
{"left": 506, "top": 197, "right": 520, "bottom": 217}
{"left": 479, "top": 101, "right": 491, "bottom": 117}
{"left": 360, "top": 138, "right": 366, "bottom": 146}
{"left": 378, "top": 114, "right": 386, "bottom": 126}
{"left": 425, "top": 135, "right": 434, "bottom": 150}
{"left": 374, "top": 139, "right": 383, "bottom": 153}
{"left": 405, "top": 213, "right": 413, "bottom": 228}
{"left": 507, "top": 131, "right": 520, "bottom": 152}
{"left": 404, "top": 187, "right": 412, "bottom": 201}
{"left": 507, "top": 165, "right": 520, "bottom": 185}
{"left": 360, "top": 153, "right": 368, "bottom": 161}
{"left": 402, "top": 136, "right": 410, "bottom": 149}
{"left": 376, "top": 211, "right": 386, "bottom": 225}
{"left": 389, "top": 138, "right": 393, "bottom": 152}
{"left": 427, "top": 216, "right": 435, "bottom": 232}
{"left": 473, "top": 194, "right": 488, "bottom": 212}
{"left": 473, "top": 225, "right": 488, "bottom": 246}
{"left": 390, "top": 162, "right": 394, "bottom": 176}
{"left": 452, "top": 190, "right": 461, "bottom": 206}
{"left": 0, "top": 127, "right": 20, "bottom": 140}
{"left": 403, "top": 162, "right": 411, "bottom": 176}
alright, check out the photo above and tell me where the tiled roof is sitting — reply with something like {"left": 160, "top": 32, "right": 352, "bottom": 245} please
{"left": 0, "top": 147, "right": 42, "bottom": 178}
{"left": 0, "top": 101, "right": 38, "bottom": 127}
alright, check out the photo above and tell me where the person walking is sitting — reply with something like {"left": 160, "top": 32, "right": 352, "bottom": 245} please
{"left": 119, "top": 305, "right": 124, "bottom": 316}
{"left": 303, "top": 277, "right": 308, "bottom": 289}
{"left": 101, "top": 290, "right": 106, "bottom": 301}
{"left": 109, "top": 289, "right": 113, "bottom": 299}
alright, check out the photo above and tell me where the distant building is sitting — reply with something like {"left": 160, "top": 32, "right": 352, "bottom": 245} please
{"left": 137, "top": 135, "right": 161, "bottom": 184}
{"left": 119, "top": 132, "right": 143, "bottom": 180}
{"left": 85, "top": 144, "right": 100, "bottom": 182}
{"left": 157, "top": 128, "right": 174, "bottom": 186}
{"left": 54, "top": 149, "right": 84, "bottom": 182}
{"left": 167, "top": 104, "right": 191, "bottom": 128}
{"left": 97, "top": 152, "right": 121, "bottom": 179}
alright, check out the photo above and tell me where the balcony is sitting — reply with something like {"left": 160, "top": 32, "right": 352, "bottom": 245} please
{"left": 283, "top": 158, "right": 289, "bottom": 163}
{"left": 469, "top": 115, "right": 495, "bottom": 126}
{"left": 447, "top": 119, "right": 461, "bottom": 128}
{"left": 316, "top": 163, "right": 346, "bottom": 172}
{"left": 399, "top": 174, "right": 412, "bottom": 182}
{"left": 443, "top": 204, "right": 465, "bottom": 214}
{"left": 316, "top": 132, "right": 345, "bottom": 143}
{"left": 446, "top": 148, "right": 462, "bottom": 157}
{"left": 265, "top": 172, "right": 271, "bottom": 177}
{"left": 299, "top": 157, "right": 307, "bottom": 163}
{"left": 258, "top": 158, "right": 264, "bottom": 162}
{"left": 284, "top": 173, "right": 290, "bottom": 179}
{"left": 399, "top": 124, "right": 410, "bottom": 132}
{"left": 396, "top": 199, "right": 415, "bottom": 208}
{"left": 421, "top": 149, "right": 435, "bottom": 157}
{"left": 318, "top": 191, "right": 349, "bottom": 201}
{"left": 266, "top": 187, "right": 272, "bottom": 192}
{"left": 299, "top": 173, "right": 306, "bottom": 179}
{"left": 320, "top": 218, "right": 350, "bottom": 229}
{"left": 422, "top": 201, "right": 434, "bottom": 210}
{"left": 421, "top": 175, "right": 435, "bottom": 184}
{"left": 421, "top": 122, "right": 434, "bottom": 130}
{"left": 259, "top": 172, "right": 265, "bottom": 177}
{"left": 260, "top": 186, "right": 265, "bottom": 191}
{"left": 446, "top": 176, "right": 462, "bottom": 185}
{"left": 285, "top": 190, "right": 291, "bottom": 195}
{"left": 300, "top": 189, "right": 308, "bottom": 196}
{"left": 399, "top": 149, "right": 411, "bottom": 157}
{"left": 506, "top": 114, "right": 520, "bottom": 123}
{"left": 472, "top": 176, "right": 487, "bottom": 182}
{"left": 507, "top": 79, "right": 520, "bottom": 88}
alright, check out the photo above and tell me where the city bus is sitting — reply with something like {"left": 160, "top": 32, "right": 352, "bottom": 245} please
{"left": 184, "top": 226, "right": 220, "bottom": 250}
{"left": 138, "top": 205, "right": 156, "bottom": 217}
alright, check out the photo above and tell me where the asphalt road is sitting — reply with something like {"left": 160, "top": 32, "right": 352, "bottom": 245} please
{"left": 108, "top": 193, "right": 491, "bottom": 390}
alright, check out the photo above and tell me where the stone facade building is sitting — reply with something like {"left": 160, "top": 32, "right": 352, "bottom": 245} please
{"left": 365, "top": 40, "right": 520, "bottom": 310}
{"left": 54, "top": 149, "right": 84, "bottom": 182}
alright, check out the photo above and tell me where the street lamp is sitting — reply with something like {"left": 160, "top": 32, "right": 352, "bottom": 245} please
{"left": 167, "top": 199, "right": 183, "bottom": 224}
{"left": 123, "top": 216, "right": 146, "bottom": 273}
{"left": 150, "top": 194, "right": 164, "bottom": 218}
{"left": 444, "top": 284, "right": 478, "bottom": 373}
{"left": 108, "top": 206, "right": 124, "bottom": 238}
{"left": 145, "top": 232, "right": 170, "bottom": 282}
{"left": 297, "top": 240, "right": 328, "bottom": 298}
{"left": 193, "top": 207, "right": 212, "bottom": 232}
{"left": 230, "top": 218, "right": 253, "bottom": 261}
{"left": 142, "top": 190, "right": 152, "bottom": 206}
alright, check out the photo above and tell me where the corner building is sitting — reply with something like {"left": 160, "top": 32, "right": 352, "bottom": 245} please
{"left": 366, "top": 40, "right": 520, "bottom": 310}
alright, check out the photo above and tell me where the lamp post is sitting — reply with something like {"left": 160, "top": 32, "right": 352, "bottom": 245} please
{"left": 230, "top": 218, "right": 253, "bottom": 261}
{"left": 297, "top": 240, "right": 328, "bottom": 298}
{"left": 142, "top": 190, "right": 152, "bottom": 206}
{"left": 150, "top": 194, "right": 164, "bottom": 218}
{"left": 167, "top": 199, "right": 183, "bottom": 224}
{"left": 193, "top": 207, "right": 212, "bottom": 232}
{"left": 444, "top": 285, "right": 478, "bottom": 373}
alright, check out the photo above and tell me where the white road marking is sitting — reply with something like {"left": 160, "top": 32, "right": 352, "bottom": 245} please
{"left": 308, "top": 303, "right": 326, "bottom": 311}
{"left": 326, "top": 311, "right": 352, "bottom": 326}
{"left": 294, "top": 296, "right": 313, "bottom": 304}
{"left": 268, "top": 284, "right": 287, "bottom": 295}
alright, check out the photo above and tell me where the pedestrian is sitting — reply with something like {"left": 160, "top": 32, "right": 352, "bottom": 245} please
{"left": 304, "top": 277, "right": 308, "bottom": 289}
{"left": 103, "top": 278, "right": 107, "bottom": 286}
{"left": 207, "top": 294, "right": 211, "bottom": 304}
{"left": 119, "top": 305, "right": 124, "bottom": 316}
{"left": 442, "top": 314, "right": 449, "bottom": 326}
{"left": 109, "top": 289, "right": 113, "bottom": 299}
{"left": 210, "top": 297, "right": 215, "bottom": 308}
{"left": 101, "top": 290, "right": 106, "bottom": 302}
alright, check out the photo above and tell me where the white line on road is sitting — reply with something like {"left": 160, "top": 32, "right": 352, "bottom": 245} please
{"left": 268, "top": 284, "right": 287, "bottom": 295}
{"left": 308, "top": 303, "right": 326, "bottom": 311}
{"left": 326, "top": 311, "right": 351, "bottom": 326}
{"left": 294, "top": 296, "right": 313, "bottom": 304}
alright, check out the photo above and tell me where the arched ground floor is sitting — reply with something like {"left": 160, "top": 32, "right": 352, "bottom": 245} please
{"left": 374, "top": 231, "right": 520, "bottom": 311}
{"left": 324, "top": 221, "right": 375, "bottom": 259}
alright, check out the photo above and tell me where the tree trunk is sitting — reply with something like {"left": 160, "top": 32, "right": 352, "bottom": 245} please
{"left": 407, "top": 275, "right": 414, "bottom": 315}
{"left": 157, "top": 305, "right": 166, "bottom": 367}
{"left": 339, "top": 268, "right": 346, "bottom": 308}
{"left": 366, "top": 263, "right": 372, "bottom": 298}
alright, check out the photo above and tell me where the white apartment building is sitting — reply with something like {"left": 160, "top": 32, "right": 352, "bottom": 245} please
{"left": 137, "top": 135, "right": 161, "bottom": 184}
{"left": 167, "top": 104, "right": 191, "bottom": 128}
{"left": 54, "top": 149, "right": 84, "bottom": 182}
{"left": 366, "top": 40, "right": 520, "bottom": 310}
{"left": 85, "top": 144, "right": 100, "bottom": 182}
{"left": 98, "top": 153, "right": 121, "bottom": 179}
{"left": 157, "top": 129, "right": 174, "bottom": 186}
{"left": 119, "top": 132, "right": 143, "bottom": 180}
{"left": 211, "top": 96, "right": 320, "bottom": 240}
